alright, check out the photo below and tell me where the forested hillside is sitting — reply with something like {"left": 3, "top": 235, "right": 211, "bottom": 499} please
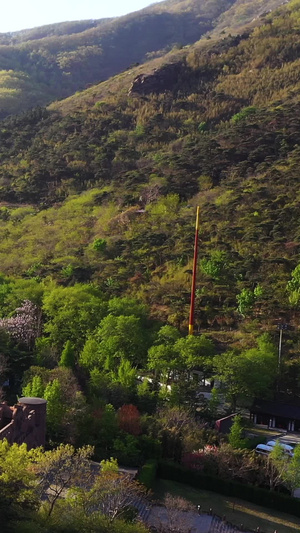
{"left": 0, "top": 0, "right": 299, "bottom": 359}
{"left": 3, "top": 3, "right": 300, "bottom": 532}
{"left": 0, "top": 0, "right": 285, "bottom": 117}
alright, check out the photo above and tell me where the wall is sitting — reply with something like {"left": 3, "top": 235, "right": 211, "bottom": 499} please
{"left": 0, "top": 397, "right": 47, "bottom": 449}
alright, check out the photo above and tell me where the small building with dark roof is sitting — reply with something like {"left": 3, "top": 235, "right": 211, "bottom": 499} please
{"left": 250, "top": 399, "right": 300, "bottom": 432}
{"left": 215, "top": 413, "right": 237, "bottom": 434}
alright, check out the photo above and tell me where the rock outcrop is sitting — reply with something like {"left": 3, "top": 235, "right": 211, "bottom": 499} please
{"left": 128, "top": 63, "right": 183, "bottom": 96}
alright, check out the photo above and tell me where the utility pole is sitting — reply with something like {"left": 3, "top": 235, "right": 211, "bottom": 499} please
{"left": 188, "top": 206, "right": 200, "bottom": 335}
{"left": 277, "top": 322, "right": 288, "bottom": 371}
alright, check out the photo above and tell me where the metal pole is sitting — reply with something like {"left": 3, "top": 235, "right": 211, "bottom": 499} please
{"left": 278, "top": 328, "right": 283, "bottom": 370}
{"left": 188, "top": 206, "right": 200, "bottom": 335}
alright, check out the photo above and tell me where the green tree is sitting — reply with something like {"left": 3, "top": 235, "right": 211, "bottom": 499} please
{"left": 287, "top": 264, "right": 300, "bottom": 306}
{"left": 79, "top": 337, "right": 101, "bottom": 370}
{"left": 59, "top": 340, "right": 75, "bottom": 368}
{"left": 34, "top": 336, "right": 57, "bottom": 368}
{"left": 214, "top": 350, "right": 247, "bottom": 411}
{"left": 200, "top": 250, "right": 229, "bottom": 281}
{"left": 43, "top": 284, "right": 107, "bottom": 349}
{"left": 36, "top": 443, "right": 93, "bottom": 516}
{"left": 114, "top": 359, "right": 137, "bottom": 390}
{"left": 112, "top": 434, "right": 141, "bottom": 466}
{"left": 208, "top": 387, "right": 220, "bottom": 419}
{"left": 66, "top": 457, "right": 146, "bottom": 524}
{"left": 0, "top": 276, "right": 44, "bottom": 317}
{"left": 169, "top": 380, "right": 199, "bottom": 408}
{"left": 0, "top": 440, "right": 148, "bottom": 533}
{"left": 23, "top": 366, "right": 86, "bottom": 444}
{"left": 236, "top": 285, "right": 263, "bottom": 316}
{"left": 22, "top": 375, "right": 45, "bottom": 398}
{"left": 136, "top": 379, "right": 158, "bottom": 414}
{"left": 156, "top": 406, "right": 198, "bottom": 462}
{"left": 148, "top": 328, "right": 214, "bottom": 384}
{"left": 236, "top": 288, "right": 256, "bottom": 316}
{"left": 156, "top": 325, "right": 181, "bottom": 345}
{"left": 0, "top": 439, "right": 41, "bottom": 524}
{"left": 231, "top": 106, "right": 256, "bottom": 123}
{"left": 44, "top": 379, "right": 64, "bottom": 438}
{"left": 92, "top": 238, "right": 107, "bottom": 252}
{"left": 267, "top": 441, "right": 287, "bottom": 491}
{"left": 100, "top": 457, "right": 119, "bottom": 474}
{"left": 95, "top": 403, "right": 119, "bottom": 456}
{"left": 148, "top": 343, "right": 180, "bottom": 381}
{"left": 283, "top": 444, "right": 300, "bottom": 493}
{"left": 174, "top": 335, "right": 215, "bottom": 372}
{"left": 108, "top": 297, "right": 149, "bottom": 322}
{"left": 228, "top": 415, "right": 246, "bottom": 449}
{"left": 96, "top": 314, "right": 148, "bottom": 369}
{"left": 89, "top": 367, "right": 109, "bottom": 397}
{"left": 214, "top": 335, "right": 277, "bottom": 410}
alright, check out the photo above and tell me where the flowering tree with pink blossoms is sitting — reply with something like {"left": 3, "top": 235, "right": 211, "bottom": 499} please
{"left": 0, "top": 300, "right": 42, "bottom": 348}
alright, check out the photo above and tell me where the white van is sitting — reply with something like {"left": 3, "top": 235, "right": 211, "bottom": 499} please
{"left": 266, "top": 440, "right": 294, "bottom": 455}
{"left": 255, "top": 444, "right": 273, "bottom": 455}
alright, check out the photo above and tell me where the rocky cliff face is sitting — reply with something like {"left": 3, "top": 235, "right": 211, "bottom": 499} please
{"left": 128, "top": 62, "right": 184, "bottom": 95}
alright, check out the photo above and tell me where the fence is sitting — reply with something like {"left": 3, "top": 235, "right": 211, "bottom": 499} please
{"left": 0, "top": 420, "right": 14, "bottom": 442}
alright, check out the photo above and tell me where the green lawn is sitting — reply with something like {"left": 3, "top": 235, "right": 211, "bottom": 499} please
{"left": 154, "top": 479, "right": 300, "bottom": 533}
{"left": 245, "top": 428, "right": 283, "bottom": 439}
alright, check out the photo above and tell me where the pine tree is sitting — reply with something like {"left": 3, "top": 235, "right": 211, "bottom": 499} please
{"left": 117, "top": 359, "right": 137, "bottom": 389}
{"left": 22, "top": 375, "right": 44, "bottom": 398}
{"left": 44, "top": 379, "right": 64, "bottom": 437}
{"left": 228, "top": 414, "right": 246, "bottom": 449}
{"left": 59, "top": 340, "right": 75, "bottom": 368}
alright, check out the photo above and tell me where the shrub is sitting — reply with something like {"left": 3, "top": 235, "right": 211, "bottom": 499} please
{"left": 138, "top": 459, "right": 158, "bottom": 489}
{"left": 92, "top": 238, "right": 107, "bottom": 252}
{"left": 231, "top": 106, "right": 257, "bottom": 123}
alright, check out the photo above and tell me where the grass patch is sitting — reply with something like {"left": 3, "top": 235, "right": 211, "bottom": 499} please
{"left": 154, "top": 479, "right": 300, "bottom": 533}
{"left": 246, "top": 428, "right": 280, "bottom": 435}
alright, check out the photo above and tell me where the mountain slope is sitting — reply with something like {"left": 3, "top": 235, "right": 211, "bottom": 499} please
{"left": 0, "top": 0, "right": 285, "bottom": 117}
{"left": 0, "top": 0, "right": 300, "bottom": 350}
{"left": 211, "top": 0, "right": 289, "bottom": 36}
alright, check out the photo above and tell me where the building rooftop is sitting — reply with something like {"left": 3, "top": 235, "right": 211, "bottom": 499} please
{"left": 19, "top": 397, "right": 47, "bottom": 405}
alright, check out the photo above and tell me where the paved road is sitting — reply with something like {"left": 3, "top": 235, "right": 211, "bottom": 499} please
{"left": 147, "top": 506, "right": 245, "bottom": 533}
{"left": 279, "top": 432, "right": 300, "bottom": 445}
{"left": 147, "top": 506, "right": 213, "bottom": 532}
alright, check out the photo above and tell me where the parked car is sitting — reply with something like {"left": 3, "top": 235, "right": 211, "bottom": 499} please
{"left": 266, "top": 440, "right": 294, "bottom": 455}
{"left": 255, "top": 444, "right": 274, "bottom": 455}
